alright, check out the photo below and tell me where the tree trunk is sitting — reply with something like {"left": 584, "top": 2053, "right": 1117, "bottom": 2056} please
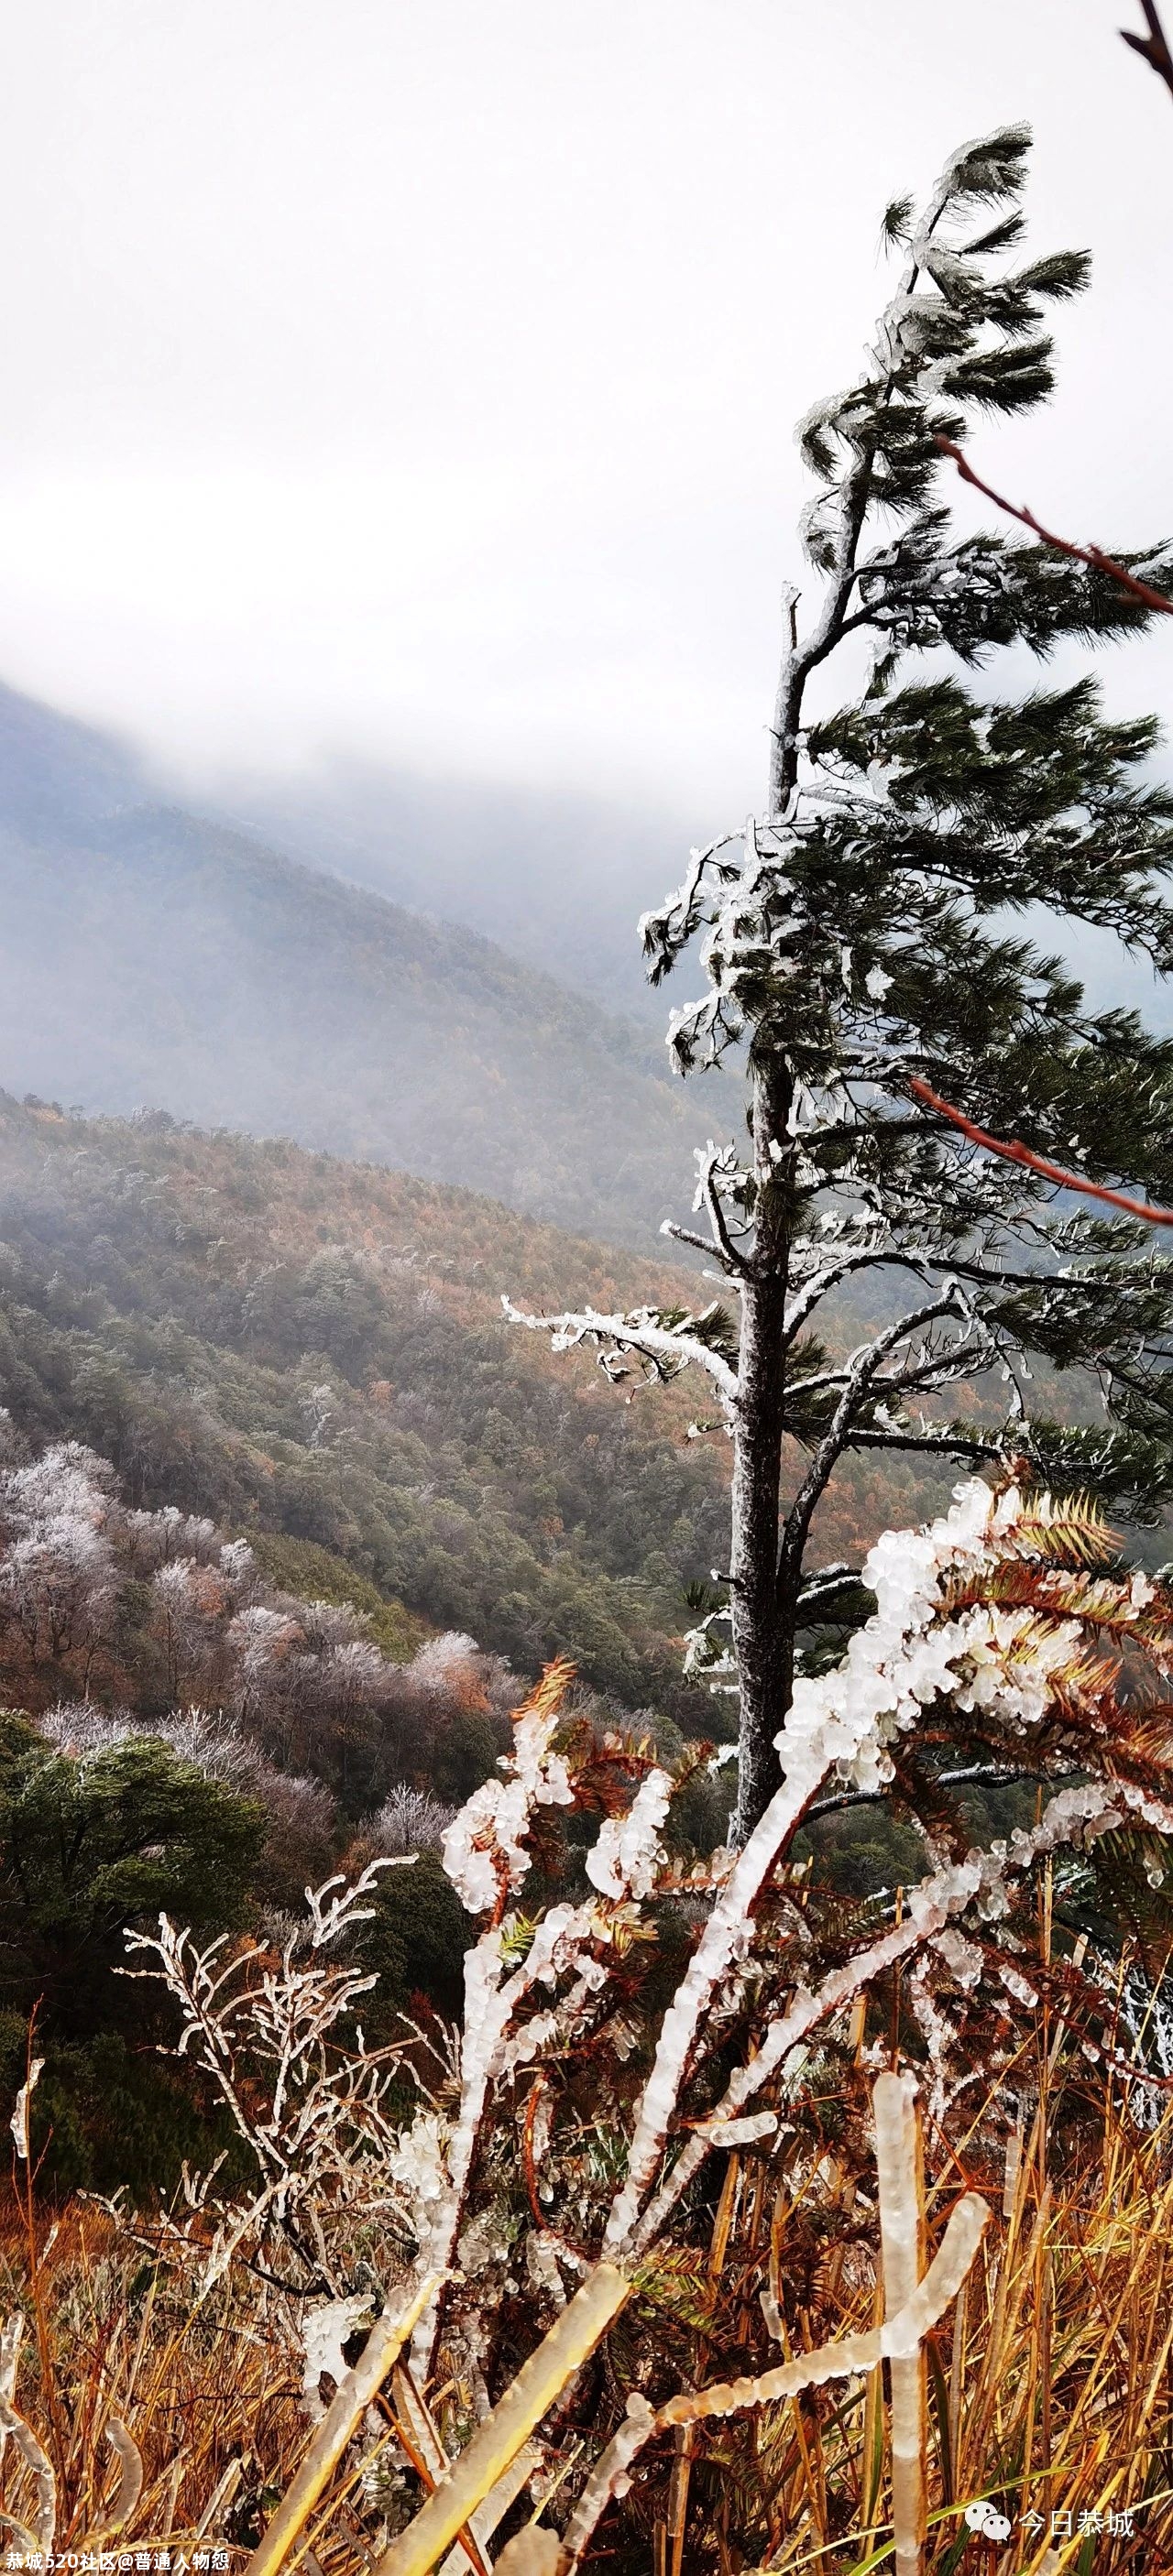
{"left": 730, "top": 1059, "right": 793, "bottom": 1845}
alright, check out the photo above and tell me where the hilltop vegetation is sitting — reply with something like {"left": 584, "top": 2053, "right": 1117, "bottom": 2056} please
{"left": 0, "top": 1429, "right": 534, "bottom": 2189}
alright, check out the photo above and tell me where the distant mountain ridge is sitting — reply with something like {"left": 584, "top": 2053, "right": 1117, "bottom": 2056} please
{"left": 0, "top": 676, "right": 721, "bottom": 1246}
{"left": 0, "top": 1091, "right": 927, "bottom": 1720}
{"left": 221, "top": 759, "right": 692, "bottom": 1021}
{"left": 0, "top": 672, "right": 148, "bottom": 839}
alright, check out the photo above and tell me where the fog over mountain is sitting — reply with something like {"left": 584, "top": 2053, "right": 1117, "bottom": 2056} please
{"left": 2, "top": 659, "right": 1169, "bottom": 1259}
{"left": 0, "top": 676, "right": 727, "bottom": 1248}
{"left": 219, "top": 761, "right": 692, "bottom": 1021}
{"left": 217, "top": 751, "right": 1173, "bottom": 1045}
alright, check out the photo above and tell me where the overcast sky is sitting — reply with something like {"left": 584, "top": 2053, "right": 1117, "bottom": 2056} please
{"left": 2, "top": 0, "right": 1172, "bottom": 829}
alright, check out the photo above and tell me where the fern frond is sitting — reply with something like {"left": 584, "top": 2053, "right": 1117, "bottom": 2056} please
{"left": 513, "top": 1654, "right": 578, "bottom": 1726}
{"left": 1003, "top": 1490, "right": 1119, "bottom": 1567}
{"left": 630, "top": 2244, "right": 720, "bottom": 2332}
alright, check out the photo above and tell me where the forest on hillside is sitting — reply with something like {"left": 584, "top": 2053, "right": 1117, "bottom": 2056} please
{"left": 0, "top": 1092, "right": 969, "bottom": 2198}
{"left": 0, "top": 1094, "right": 948, "bottom": 1713}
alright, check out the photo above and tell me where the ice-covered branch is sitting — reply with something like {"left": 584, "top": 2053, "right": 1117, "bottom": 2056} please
{"left": 603, "top": 1479, "right": 1173, "bottom": 2254}
{"left": 562, "top": 2093, "right": 989, "bottom": 2571}
{"left": 413, "top": 1663, "right": 676, "bottom": 2374}
{"left": 637, "top": 830, "right": 747, "bottom": 985}
{"left": 806, "top": 1759, "right": 1037, "bottom": 1822}
{"left": 628, "top": 1773, "right": 1173, "bottom": 2265}
{"left": 779, "top": 1289, "right": 984, "bottom": 1585}
{"left": 844, "top": 1427, "right": 1003, "bottom": 1461}
{"left": 796, "top": 1563, "right": 865, "bottom": 1613}
{"left": 501, "top": 1297, "right": 738, "bottom": 1407}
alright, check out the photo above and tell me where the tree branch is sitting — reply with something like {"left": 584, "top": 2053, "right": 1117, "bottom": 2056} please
{"left": 905, "top": 1075, "right": 1173, "bottom": 1228}
{"left": 701, "top": 1173, "right": 751, "bottom": 1278}
{"left": 1123, "top": 2, "right": 1173, "bottom": 101}
{"left": 501, "top": 1298, "right": 739, "bottom": 1403}
{"left": 770, "top": 170, "right": 962, "bottom": 809}
{"left": 843, "top": 1428, "right": 1003, "bottom": 1460}
{"left": 778, "top": 1291, "right": 973, "bottom": 1587}
{"left": 806, "top": 1762, "right": 1042, "bottom": 1823}
{"left": 660, "top": 1220, "right": 742, "bottom": 1274}
{"left": 662, "top": 1147, "right": 751, "bottom": 1280}
{"left": 936, "top": 435, "right": 1173, "bottom": 618}
{"left": 784, "top": 1239, "right": 1129, "bottom": 1347}
{"left": 795, "top": 1564, "right": 864, "bottom": 1613}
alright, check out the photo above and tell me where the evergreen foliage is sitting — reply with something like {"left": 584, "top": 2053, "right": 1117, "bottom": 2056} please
{"left": 0, "top": 1715, "right": 264, "bottom": 2191}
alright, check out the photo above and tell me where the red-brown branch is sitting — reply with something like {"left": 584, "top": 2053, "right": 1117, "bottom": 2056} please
{"left": 905, "top": 1074, "right": 1173, "bottom": 1227}
{"left": 936, "top": 437, "right": 1173, "bottom": 618}
{"left": 1123, "top": 2, "right": 1173, "bottom": 101}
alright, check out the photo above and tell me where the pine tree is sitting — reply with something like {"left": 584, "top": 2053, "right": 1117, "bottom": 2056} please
{"left": 510, "top": 126, "right": 1173, "bottom": 1841}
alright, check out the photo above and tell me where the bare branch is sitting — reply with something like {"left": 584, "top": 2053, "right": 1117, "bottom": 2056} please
{"left": 659, "top": 1220, "right": 741, "bottom": 1273}
{"left": 696, "top": 1144, "right": 751, "bottom": 1277}
{"left": 784, "top": 1246, "right": 934, "bottom": 1345}
{"left": 1123, "top": 2, "right": 1173, "bottom": 101}
{"left": 779, "top": 1290, "right": 978, "bottom": 1585}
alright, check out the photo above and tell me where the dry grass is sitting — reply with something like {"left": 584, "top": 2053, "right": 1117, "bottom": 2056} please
{"left": 703, "top": 2052, "right": 1173, "bottom": 2573}
{"left": 2, "top": 2038, "right": 1173, "bottom": 2573}
{"left": 0, "top": 2198, "right": 304, "bottom": 2557}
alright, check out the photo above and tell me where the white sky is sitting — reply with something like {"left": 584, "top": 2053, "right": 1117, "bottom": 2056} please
{"left": 1, "top": 0, "right": 1172, "bottom": 823}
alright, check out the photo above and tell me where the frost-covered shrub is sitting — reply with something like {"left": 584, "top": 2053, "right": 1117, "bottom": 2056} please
{"left": 368, "top": 1783, "right": 458, "bottom": 1855}
{"left": 36, "top": 1700, "right": 336, "bottom": 1912}
{"left": 0, "top": 1438, "right": 529, "bottom": 1801}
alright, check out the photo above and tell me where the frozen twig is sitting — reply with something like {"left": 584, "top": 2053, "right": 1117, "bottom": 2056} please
{"left": 875, "top": 2074, "right": 927, "bottom": 2576}
{"left": 561, "top": 2145, "right": 989, "bottom": 2571}
{"left": 78, "top": 2423, "right": 145, "bottom": 2551}
{"left": 245, "top": 2275, "right": 441, "bottom": 2576}
{"left": 377, "top": 2269, "right": 631, "bottom": 2576}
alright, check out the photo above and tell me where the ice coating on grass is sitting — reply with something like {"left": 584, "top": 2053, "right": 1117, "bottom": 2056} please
{"left": 586, "top": 1767, "right": 674, "bottom": 1899}
{"left": 385, "top": 2109, "right": 450, "bottom": 2245}
{"left": 442, "top": 1697, "right": 575, "bottom": 1916}
{"left": 299, "top": 2293, "right": 372, "bottom": 2422}
{"left": 776, "top": 1479, "right": 1082, "bottom": 1799}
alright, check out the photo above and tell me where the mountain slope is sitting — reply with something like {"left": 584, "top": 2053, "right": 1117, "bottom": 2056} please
{"left": 0, "top": 1097, "right": 935, "bottom": 1724}
{"left": 0, "top": 673, "right": 148, "bottom": 839}
{"left": 0, "top": 1093, "right": 729, "bottom": 1719}
{"left": 0, "top": 677, "right": 720, "bottom": 1246}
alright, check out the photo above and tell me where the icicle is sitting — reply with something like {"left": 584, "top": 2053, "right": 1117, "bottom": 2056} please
{"left": 874, "top": 2074, "right": 927, "bottom": 2576}
{"left": 562, "top": 2181, "right": 989, "bottom": 2570}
